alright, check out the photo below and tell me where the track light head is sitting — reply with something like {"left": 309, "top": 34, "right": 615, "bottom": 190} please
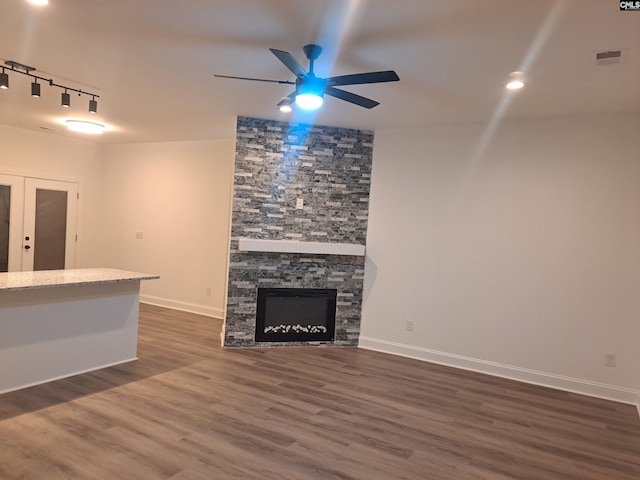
{"left": 0, "top": 70, "right": 8, "bottom": 90}
{"left": 89, "top": 97, "right": 97, "bottom": 114}
{"left": 31, "top": 80, "right": 41, "bottom": 97}
{"left": 61, "top": 90, "right": 70, "bottom": 107}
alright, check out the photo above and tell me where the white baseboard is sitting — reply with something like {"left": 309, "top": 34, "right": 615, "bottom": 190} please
{"left": 0, "top": 357, "right": 137, "bottom": 394}
{"left": 358, "top": 336, "right": 640, "bottom": 408}
{"left": 140, "top": 294, "right": 224, "bottom": 319}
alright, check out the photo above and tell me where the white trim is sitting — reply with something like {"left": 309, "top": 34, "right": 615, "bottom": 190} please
{"left": 140, "top": 294, "right": 224, "bottom": 319}
{"left": 0, "top": 357, "right": 137, "bottom": 395}
{"left": 358, "top": 336, "right": 640, "bottom": 407}
{"left": 238, "top": 238, "right": 365, "bottom": 256}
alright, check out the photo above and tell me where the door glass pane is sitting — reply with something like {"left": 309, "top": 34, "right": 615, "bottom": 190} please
{"left": 0, "top": 185, "right": 10, "bottom": 272}
{"left": 34, "top": 189, "right": 68, "bottom": 271}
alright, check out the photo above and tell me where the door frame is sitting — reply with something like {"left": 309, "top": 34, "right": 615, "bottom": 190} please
{"left": 0, "top": 174, "right": 25, "bottom": 272}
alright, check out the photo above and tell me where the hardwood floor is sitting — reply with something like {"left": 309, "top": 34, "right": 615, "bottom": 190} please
{"left": 1, "top": 304, "right": 639, "bottom": 479}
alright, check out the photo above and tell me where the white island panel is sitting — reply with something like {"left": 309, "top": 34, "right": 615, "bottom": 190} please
{"left": 0, "top": 268, "right": 159, "bottom": 393}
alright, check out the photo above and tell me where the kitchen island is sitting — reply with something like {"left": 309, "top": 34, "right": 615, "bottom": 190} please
{"left": 0, "top": 268, "right": 159, "bottom": 393}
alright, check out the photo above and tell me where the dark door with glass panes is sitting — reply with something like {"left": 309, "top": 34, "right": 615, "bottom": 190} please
{"left": 0, "top": 174, "right": 77, "bottom": 272}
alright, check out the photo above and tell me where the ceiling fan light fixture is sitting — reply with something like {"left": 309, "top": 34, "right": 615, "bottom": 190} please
{"left": 295, "top": 93, "right": 324, "bottom": 110}
{"left": 278, "top": 96, "right": 293, "bottom": 113}
{"left": 65, "top": 119, "right": 105, "bottom": 134}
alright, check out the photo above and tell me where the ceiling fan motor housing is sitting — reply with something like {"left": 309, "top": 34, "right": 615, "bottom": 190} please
{"left": 297, "top": 76, "right": 327, "bottom": 96}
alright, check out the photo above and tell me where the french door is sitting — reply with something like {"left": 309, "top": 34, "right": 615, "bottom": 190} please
{"left": 0, "top": 174, "right": 78, "bottom": 272}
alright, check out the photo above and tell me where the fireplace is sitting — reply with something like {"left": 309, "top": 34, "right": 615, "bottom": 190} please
{"left": 255, "top": 288, "right": 337, "bottom": 343}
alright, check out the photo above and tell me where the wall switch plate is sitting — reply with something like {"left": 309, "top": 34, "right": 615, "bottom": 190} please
{"left": 605, "top": 353, "right": 616, "bottom": 367}
{"left": 296, "top": 198, "right": 304, "bottom": 209}
{"left": 405, "top": 319, "right": 414, "bottom": 331}
{"left": 135, "top": 232, "right": 144, "bottom": 240}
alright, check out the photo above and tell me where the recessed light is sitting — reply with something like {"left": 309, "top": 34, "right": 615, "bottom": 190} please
{"left": 506, "top": 71, "right": 525, "bottom": 90}
{"left": 506, "top": 79, "right": 524, "bottom": 90}
{"left": 28, "top": 0, "right": 49, "bottom": 5}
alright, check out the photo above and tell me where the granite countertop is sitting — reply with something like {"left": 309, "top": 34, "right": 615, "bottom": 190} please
{"left": 0, "top": 268, "right": 160, "bottom": 292}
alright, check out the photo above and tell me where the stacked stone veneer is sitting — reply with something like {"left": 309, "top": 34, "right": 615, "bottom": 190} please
{"left": 224, "top": 116, "right": 373, "bottom": 347}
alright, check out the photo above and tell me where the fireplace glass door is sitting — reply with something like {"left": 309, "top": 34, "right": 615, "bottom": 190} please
{"left": 255, "top": 288, "right": 337, "bottom": 342}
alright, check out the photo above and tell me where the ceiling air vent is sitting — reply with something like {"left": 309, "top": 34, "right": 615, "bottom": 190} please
{"left": 595, "top": 50, "right": 622, "bottom": 66}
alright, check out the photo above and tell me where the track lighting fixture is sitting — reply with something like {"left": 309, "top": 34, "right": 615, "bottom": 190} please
{"left": 0, "top": 69, "right": 8, "bottom": 90}
{"left": 61, "top": 90, "right": 71, "bottom": 107}
{"left": 31, "top": 80, "right": 40, "bottom": 97}
{"left": 1, "top": 59, "right": 100, "bottom": 112}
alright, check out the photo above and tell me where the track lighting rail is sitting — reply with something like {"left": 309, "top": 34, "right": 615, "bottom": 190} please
{"left": 2, "top": 59, "right": 100, "bottom": 112}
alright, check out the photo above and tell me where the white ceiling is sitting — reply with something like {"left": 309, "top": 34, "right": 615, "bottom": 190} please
{"left": 1, "top": 0, "right": 638, "bottom": 144}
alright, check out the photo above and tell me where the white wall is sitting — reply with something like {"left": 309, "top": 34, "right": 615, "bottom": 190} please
{"left": 361, "top": 113, "right": 640, "bottom": 404}
{"left": 0, "top": 124, "right": 106, "bottom": 267}
{"left": 102, "top": 139, "right": 235, "bottom": 318}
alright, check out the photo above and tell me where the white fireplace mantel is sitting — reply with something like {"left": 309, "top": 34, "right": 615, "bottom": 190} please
{"left": 238, "top": 238, "right": 365, "bottom": 256}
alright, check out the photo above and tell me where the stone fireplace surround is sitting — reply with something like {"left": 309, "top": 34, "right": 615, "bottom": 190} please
{"left": 223, "top": 117, "right": 373, "bottom": 348}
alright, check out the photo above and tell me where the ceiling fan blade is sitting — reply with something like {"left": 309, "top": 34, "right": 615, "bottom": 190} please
{"left": 269, "top": 48, "right": 308, "bottom": 78}
{"left": 325, "top": 86, "right": 380, "bottom": 109}
{"left": 327, "top": 70, "right": 399, "bottom": 86}
{"left": 214, "top": 74, "right": 295, "bottom": 85}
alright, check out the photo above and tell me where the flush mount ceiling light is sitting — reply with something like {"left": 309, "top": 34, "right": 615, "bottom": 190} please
{"left": 506, "top": 71, "right": 525, "bottom": 90}
{"left": 28, "top": 0, "right": 49, "bottom": 4}
{"left": 65, "top": 120, "right": 105, "bottom": 134}
{"left": 1, "top": 59, "right": 100, "bottom": 113}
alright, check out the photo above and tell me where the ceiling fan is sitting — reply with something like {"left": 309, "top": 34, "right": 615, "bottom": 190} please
{"left": 215, "top": 44, "right": 399, "bottom": 111}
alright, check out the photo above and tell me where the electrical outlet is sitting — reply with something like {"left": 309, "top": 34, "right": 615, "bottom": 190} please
{"left": 405, "top": 319, "right": 414, "bottom": 331}
{"left": 205, "top": 287, "right": 211, "bottom": 296}
{"left": 605, "top": 353, "right": 616, "bottom": 367}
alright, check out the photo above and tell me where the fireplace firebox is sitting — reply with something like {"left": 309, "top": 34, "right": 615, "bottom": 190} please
{"left": 255, "top": 288, "right": 337, "bottom": 342}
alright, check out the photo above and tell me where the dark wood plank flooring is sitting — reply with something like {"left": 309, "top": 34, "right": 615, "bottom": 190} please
{"left": 1, "top": 304, "right": 639, "bottom": 479}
